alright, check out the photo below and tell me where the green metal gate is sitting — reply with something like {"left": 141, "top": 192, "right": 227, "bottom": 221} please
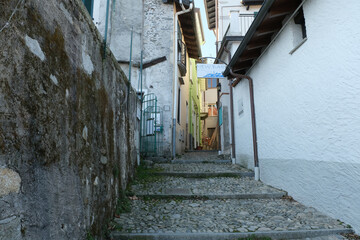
{"left": 140, "top": 94, "right": 163, "bottom": 156}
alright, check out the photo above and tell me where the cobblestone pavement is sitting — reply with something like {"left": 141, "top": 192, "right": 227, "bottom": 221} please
{"left": 115, "top": 199, "right": 347, "bottom": 234}
{"left": 131, "top": 176, "right": 285, "bottom": 196}
{"left": 112, "top": 152, "right": 353, "bottom": 239}
{"left": 154, "top": 163, "right": 252, "bottom": 173}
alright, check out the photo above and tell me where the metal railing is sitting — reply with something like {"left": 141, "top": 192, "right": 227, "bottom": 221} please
{"left": 200, "top": 102, "right": 209, "bottom": 113}
{"left": 238, "top": 13, "right": 256, "bottom": 36}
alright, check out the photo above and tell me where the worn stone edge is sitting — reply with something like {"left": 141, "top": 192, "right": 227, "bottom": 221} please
{"left": 111, "top": 228, "right": 354, "bottom": 240}
{"left": 135, "top": 192, "right": 287, "bottom": 199}
{"left": 171, "top": 160, "right": 231, "bottom": 164}
{"left": 153, "top": 172, "right": 254, "bottom": 178}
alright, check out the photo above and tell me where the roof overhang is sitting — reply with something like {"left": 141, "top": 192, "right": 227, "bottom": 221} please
{"left": 176, "top": 4, "right": 202, "bottom": 59}
{"left": 204, "top": 0, "right": 215, "bottom": 30}
{"left": 224, "top": 0, "right": 303, "bottom": 77}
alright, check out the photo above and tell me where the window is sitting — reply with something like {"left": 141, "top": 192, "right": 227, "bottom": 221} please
{"left": 208, "top": 104, "right": 218, "bottom": 116}
{"left": 177, "top": 88, "right": 181, "bottom": 124}
{"left": 290, "top": 7, "right": 307, "bottom": 54}
{"left": 82, "top": 0, "right": 94, "bottom": 17}
{"left": 207, "top": 78, "right": 217, "bottom": 88}
{"left": 177, "top": 22, "right": 187, "bottom": 76}
{"left": 294, "top": 7, "right": 307, "bottom": 39}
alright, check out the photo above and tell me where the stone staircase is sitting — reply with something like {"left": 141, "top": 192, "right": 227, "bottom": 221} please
{"left": 110, "top": 152, "right": 353, "bottom": 240}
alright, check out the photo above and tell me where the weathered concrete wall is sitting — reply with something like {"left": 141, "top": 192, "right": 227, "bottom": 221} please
{"left": 94, "top": 0, "right": 143, "bottom": 89}
{"left": 233, "top": 0, "right": 360, "bottom": 233}
{"left": 0, "top": 0, "right": 139, "bottom": 239}
{"left": 142, "top": 0, "right": 174, "bottom": 156}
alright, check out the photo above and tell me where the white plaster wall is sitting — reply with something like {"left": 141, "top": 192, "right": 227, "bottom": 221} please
{"left": 233, "top": 0, "right": 360, "bottom": 233}
{"left": 205, "top": 88, "right": 217, "bottom": 103}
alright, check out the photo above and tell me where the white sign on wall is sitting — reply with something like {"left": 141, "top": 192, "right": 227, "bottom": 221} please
{"left": 197, "top": 64, "right": 226, "bottom": 78}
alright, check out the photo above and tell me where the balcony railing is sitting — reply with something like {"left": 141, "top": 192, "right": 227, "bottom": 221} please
{"left": 201, "top": 102, "right": 209, "bottom": 114}
{"left": 238, "top": 13, "right": 256, "bottom": 36}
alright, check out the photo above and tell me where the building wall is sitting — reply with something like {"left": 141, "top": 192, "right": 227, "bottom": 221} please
{"left": 204, "top": 87, "right": 217, "bottom": 103}
{"left": 233, "top": 0, "right": 360, "bottom": 233}
{"left": 141, "top": 0, "right": 175, "bottom": 156}
{"left": 0, "top": 0, "right": 139, "bottom": 239}
{"left": 177, "top": 51, "right": 191, "bottom": 153}
{"left": 217, "top": 2, "right": 261, "bottom": 43}
{"left": 189, "top": 59, "right": 201, "bottom": 149}
{"left": 95, "top": 0, "right": 176, "bottom": 156}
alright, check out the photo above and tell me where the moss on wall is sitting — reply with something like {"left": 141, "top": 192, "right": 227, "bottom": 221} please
{"left": 0, "top": 0, "right": 139, "bottom": 239}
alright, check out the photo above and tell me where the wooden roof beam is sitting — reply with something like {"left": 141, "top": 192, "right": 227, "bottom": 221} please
{"left": 268, "top": 3, "right": 299, "bottom": 19}
{"left": 239, "top": 51, "right": 260, "bottom": 62}
{"left": 246, "top": 37, "right": 271, "bottom": 50}
{"left": 254, "top": 24, "right": 281, "bottom": 37}
{"left": 234, "top": 60, "right": 253, "bottom": 70}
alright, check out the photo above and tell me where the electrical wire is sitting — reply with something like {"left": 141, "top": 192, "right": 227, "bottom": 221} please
{"left": 0, "top": 0, "right": 24, "bottom": 33}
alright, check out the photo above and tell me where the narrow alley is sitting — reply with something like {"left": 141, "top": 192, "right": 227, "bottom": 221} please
{"left": 110, "top": 152, "right": 352, "bottom": 240}
{"left": 1, "top": 0, "right": 360, "bottom": 239}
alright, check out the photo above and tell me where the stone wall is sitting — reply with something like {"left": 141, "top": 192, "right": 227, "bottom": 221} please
{"left": 0, "top": 0, "right": 139, "bottom": 239}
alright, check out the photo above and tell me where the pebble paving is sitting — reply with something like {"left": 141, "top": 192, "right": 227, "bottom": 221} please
{"left": 112, "top": 152, "right": 353, "bottom": 239}
{"left": 154, "top": 163, "right": 252, "bottom": 173}
{"left": 131, "top": 176, "right": 285, "bottom": 196}
{"left": 115, "top": 199, "right": 346, "bottom": 234}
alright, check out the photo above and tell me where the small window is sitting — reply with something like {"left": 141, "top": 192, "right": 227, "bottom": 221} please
{"left": 177, "top": 88, "right": 181, "bottom": 124}
{"left": 290, "top": 7, "right": 307, "bottom": 54}
{"left": 207, "top": 78, "right": 217, "bottom": 88}
{"left": 294, "top": 7, "right": 307, "bottom": 39}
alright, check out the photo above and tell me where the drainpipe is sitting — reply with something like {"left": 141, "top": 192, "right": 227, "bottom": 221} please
{"left": 172, "top": 1, "right": 193, "bottom": 158}
{"left": 223, "top": 47, "right": 236, "bottom": 163}
{"left": 230, "top": 69, "right": 259, "bottom": 181}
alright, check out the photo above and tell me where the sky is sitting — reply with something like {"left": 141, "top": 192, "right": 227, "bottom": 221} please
{"left": 194, "top": 0, "right": 216, "bottom": 59}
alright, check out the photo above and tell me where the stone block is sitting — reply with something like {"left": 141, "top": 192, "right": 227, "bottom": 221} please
{"left": 0, "top": 168, "right": 21, "bottom": 197}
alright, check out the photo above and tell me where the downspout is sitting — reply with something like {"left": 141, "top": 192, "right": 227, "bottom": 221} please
{"left": 138, "top": 50, "right": 143, "bottom": 166}
{"left": 230, "top": 69, "right": 259, "bottom": 181}
{"left": 223, "top": 46, "right": 236, "bottom": 163}
{"left": 172, "top": 1, "right": 193, "bottom": 158}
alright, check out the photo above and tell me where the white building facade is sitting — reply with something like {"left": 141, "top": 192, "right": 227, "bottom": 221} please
{"left": 224, "top": 0, "right": 360, "bottom": 233}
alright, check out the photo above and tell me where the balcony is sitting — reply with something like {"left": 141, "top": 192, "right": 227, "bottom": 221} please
{"left": 200, "top": 102, "right": 209, "bottom": 120}
{"left": 236, "top": 13, "right": 256, "bottom": 37}
{"left": 177, "top": 39, "right": 187, "bottom": 76}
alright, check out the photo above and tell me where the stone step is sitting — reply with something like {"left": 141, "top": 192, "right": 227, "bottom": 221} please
{"left": 152, "top": 163, "right": 254, "bottom": 178}
{"left": 111, "top": 198, "right": 353, "bottom": 240}
{"left": 171, "top": 159, "right": 231, "bottom": 164}
{"left": 131, "top": 176, "right": 286, "bottom": 200}
{"left": 153, "top": 163, "right": 252, "bottom": 174}
{"left": 111, "top": 229, "right": 353, "bottom": 240}
{"left": 136, "top": 192, "right": 286, "bottom": 200}
{"left": 153, "top": 171, "right": 254, "bottom": 178}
